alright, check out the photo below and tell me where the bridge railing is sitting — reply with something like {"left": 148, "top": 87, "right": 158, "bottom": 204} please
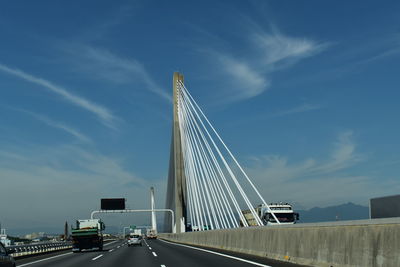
{"left": 159, "top": 218, "right": 400, "bottom": 267}
{"left": 7, "top": 241, "right": 72, "bottom": 258}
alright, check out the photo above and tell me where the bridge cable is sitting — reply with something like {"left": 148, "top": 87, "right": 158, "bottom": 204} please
{"left": 178, "top": 82, "right": 252, "bottom": 227}
{"left": 180, "top": 82, "right": 281, "bottom": 224}
{"left": 178, "top": 86, "right": 238, "bottom": 228}
{"left": 179, "top": 85, "right": 238, "bottom": 228}
{"left": 179, "top": 82, "right": 257, "bottom": 226}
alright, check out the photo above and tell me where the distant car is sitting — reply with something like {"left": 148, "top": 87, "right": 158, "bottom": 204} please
{"left": 0, "top": 242, "right": 16, "bottom": 267}
{"left": 127, "top": 234, "right": 142, "bottom": 246}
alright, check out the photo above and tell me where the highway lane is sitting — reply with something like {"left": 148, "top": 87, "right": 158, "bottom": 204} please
{"left": 16, "top": 239, "right": 307, "bottom": 267}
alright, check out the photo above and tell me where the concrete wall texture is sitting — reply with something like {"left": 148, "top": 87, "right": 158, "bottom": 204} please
{"left": 159, "top": 218, "right": 400, "bottom": 267}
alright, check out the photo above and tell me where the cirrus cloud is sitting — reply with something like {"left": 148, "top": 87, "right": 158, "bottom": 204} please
{"left": 0, "top": 63, "right": 118, "bottom": 129}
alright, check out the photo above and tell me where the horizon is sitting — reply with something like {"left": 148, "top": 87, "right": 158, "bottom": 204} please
{"left": 4, "top": 201, "right": 370, "bottom": 236}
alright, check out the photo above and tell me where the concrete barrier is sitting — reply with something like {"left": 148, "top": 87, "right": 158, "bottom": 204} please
{"left": 159, "top": 218, "right": 400, "bottom": 267}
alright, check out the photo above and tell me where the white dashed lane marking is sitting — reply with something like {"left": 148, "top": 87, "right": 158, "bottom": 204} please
{"left": 92, "top": 254, "right": 103, "bottom": 261}
{"left": 152, "top": 252, "right": 158, "bottom": 257}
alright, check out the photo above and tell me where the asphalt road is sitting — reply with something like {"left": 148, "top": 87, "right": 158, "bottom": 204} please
{"left": 15, "top": 239, "right": 307, "bottom": 267}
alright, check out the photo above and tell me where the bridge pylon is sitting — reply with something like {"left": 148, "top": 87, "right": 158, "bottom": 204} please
{"left": 150, "top": 187, "right": 157, "bottom": 233}
{"left": 165, "top": 72, "right": 187, "bottom": 233}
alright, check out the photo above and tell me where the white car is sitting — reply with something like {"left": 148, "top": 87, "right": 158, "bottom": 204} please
{"left": 127, "top": 234, "right": 142, "bottom": 246}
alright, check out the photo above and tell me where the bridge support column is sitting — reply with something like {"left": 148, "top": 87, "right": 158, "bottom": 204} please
{"left": 166, "top": 72, "right": 187, "bottom": 233}
{"left": 150, "top": 187, "right": 157, "bottom": 233}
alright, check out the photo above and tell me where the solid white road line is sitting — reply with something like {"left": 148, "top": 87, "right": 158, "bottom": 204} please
{"left": 159, "top": 239, "right": 272, "bottom": 267}
{"left": 17, "top": 252, "right": 73, "bottom": 266}
{"left": 104, "top": 240, "right": 118, "bottom": 246}
{"left": 92, "top": 254, "right": 103, "bottom": 261}
{"left": 152, "top": 252, "right": 158, "bottom": 257}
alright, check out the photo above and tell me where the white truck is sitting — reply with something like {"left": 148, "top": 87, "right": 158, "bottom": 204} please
{"left": 0, "top": 229, "right": 11, "bottom": 247}
{"left": 146, "top": 229, "right": 157, "bottom": 239}
{"left": 241, "top": 203, "right": 299, "bottom": 226}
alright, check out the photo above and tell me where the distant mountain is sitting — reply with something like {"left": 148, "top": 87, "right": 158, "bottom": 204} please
{"left": 296, "top": 202, "right": 369, "bottom": 223}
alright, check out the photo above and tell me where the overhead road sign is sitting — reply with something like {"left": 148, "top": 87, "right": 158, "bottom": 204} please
{"left": 101, "top": 198, "right": 126, "bottom": 210}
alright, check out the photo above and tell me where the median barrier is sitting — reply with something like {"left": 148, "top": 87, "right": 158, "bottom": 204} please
{"left": 159, "top": 218, "right": 400, "bottom": 267}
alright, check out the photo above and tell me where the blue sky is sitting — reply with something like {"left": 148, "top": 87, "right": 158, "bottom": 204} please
{"left": 1, "top": 0, "right": 400, "bottom": 234}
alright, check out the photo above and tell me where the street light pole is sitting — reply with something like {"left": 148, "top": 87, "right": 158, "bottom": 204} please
{"left": 122, "top": 226, "right": 130, "bottom": 239}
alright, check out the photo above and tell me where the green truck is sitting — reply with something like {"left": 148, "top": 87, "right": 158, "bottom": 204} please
{"left": 71, "top": 219, "right": 105, "bottom": 252}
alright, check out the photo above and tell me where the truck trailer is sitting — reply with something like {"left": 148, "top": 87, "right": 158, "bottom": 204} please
{"left": 71, "top": 219, "right": 105, "bottom": 252}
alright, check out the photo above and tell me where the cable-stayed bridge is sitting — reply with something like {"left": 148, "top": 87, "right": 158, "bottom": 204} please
{"left": 161, "top": 72, "right": 400, "bottom": 267}
{"left": 165, "top": 72, "right": 280, "bottom": 233}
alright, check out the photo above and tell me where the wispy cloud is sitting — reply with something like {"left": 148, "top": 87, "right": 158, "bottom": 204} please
{"left": 251, "top": 130, "right": 362, "bottom": 180}
{"left": 271, "top": 103, "right": 322, "bottom": 117}
{"left": 246, "top": 130, "right": 380, "bottom": 207}
{"left": 217, "top": 55, "right": 270, "bottom": 100}
{"left": 0, "top": 63, "right": 117, "bottom": 128}
{"left": 349, "top": 45, "right": 400, "bottom": 69}
{"left": 252, "top": 30, "right": 328, "bottom": 67}
{"left": 17, "top": 109, "right": 91, "bottom": 143}
{"left": 308, "top": 130, "right": 364, "bottom": 174}
{"left": 64, "top": 45, "right": 171, "bottom": 101}
{"left": 0, "top": 144, "right": 165, "bottom": 228}
{"left": 288, "top": 33, "right": 400, "bottom": 86}
{"left": 211, "top": 28, "right": 328, "bottom": 102}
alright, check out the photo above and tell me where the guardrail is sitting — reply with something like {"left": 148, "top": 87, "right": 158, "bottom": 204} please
{"left": 7, "top": 241, "right": 72, "bottom": 258}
